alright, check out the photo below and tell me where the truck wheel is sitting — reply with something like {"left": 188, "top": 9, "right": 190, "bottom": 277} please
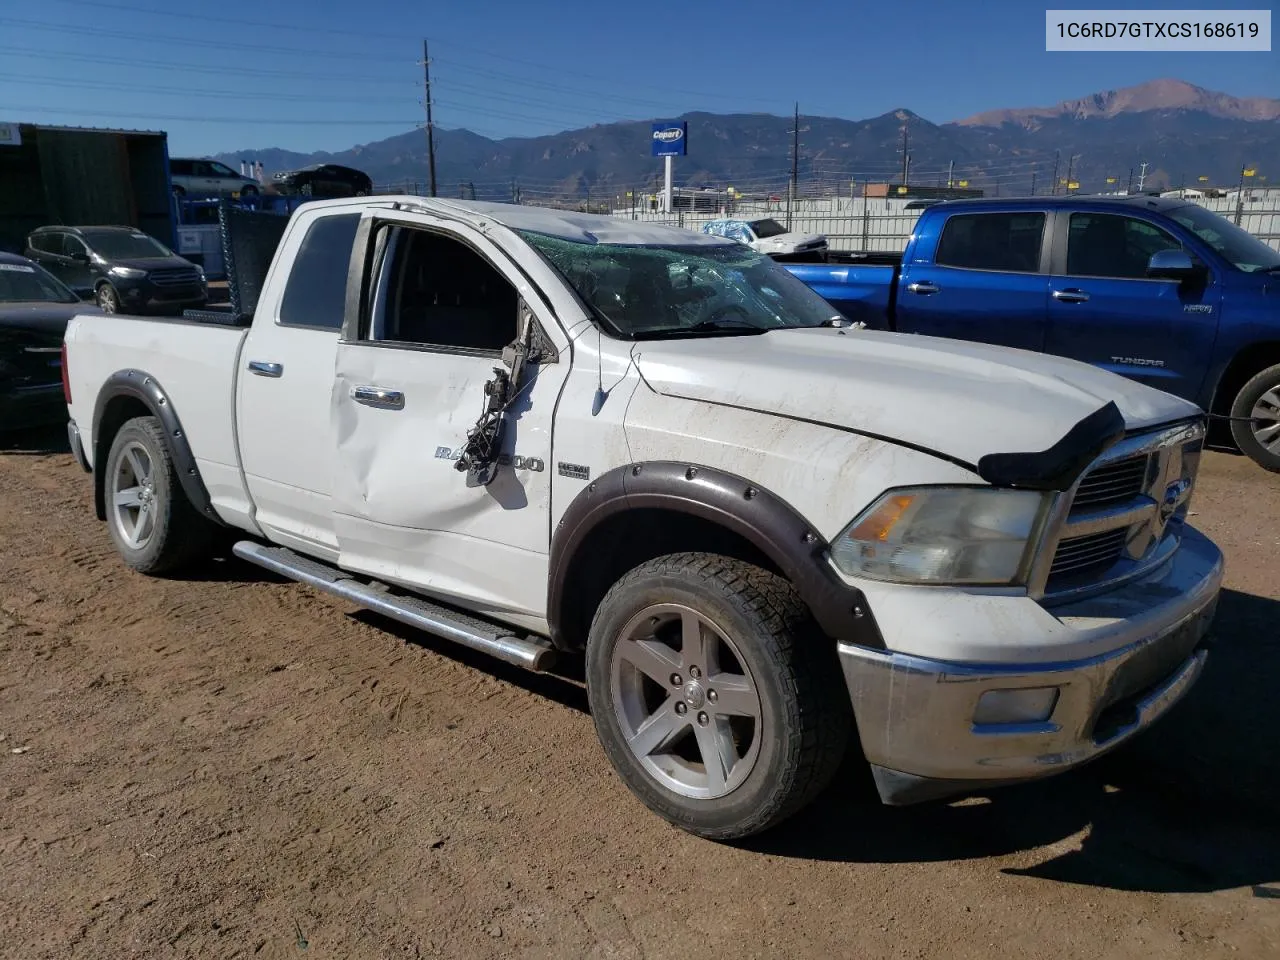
{"left": 1229, "top": 362, "right": 1280, "bottom": 473}
{"left": 95, "top": 283, "right": 119, "bottom": 314}
{"left": 103, "top": 416, "right": 213, "bottom": 574}
{"left": 585, "top": 553, "right": 851, "bottom": 840}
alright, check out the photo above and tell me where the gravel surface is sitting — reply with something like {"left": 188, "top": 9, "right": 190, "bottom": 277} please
{"left": 1, "top": 427, "right": 1278, "bottom": 959}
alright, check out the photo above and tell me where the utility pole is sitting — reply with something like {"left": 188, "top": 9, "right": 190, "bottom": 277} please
{"left": 946, "top": 159, "right": 954, "bottom": 188}
{"left": 1050, "top": 150, "right": 1060, "bottom": 195}
{"left": 1235, "top": 162, "right": 1248, "bottom": 225}
{"left": 788, "top": 102, "right": 799, "bottom": 230}
{"left": 1065, "top": 154, "right": 1078, "bottom": 194}
{"left": 1030, "top": 171, "right": 1037, "bottom": 196}
{"left": 899, "top": 118, "right": 910, "bottom": 186}
{"left": 422, "top": 39, "right": 437, "bottom": 197}
{"left": 1137, "top": 161, "right": 1148, "bottom": 192}
{"left": 1127, "top": 167, "right": 1134, "bottom": 194}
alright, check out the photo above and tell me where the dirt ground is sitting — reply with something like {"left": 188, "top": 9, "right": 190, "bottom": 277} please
{"left": 2, "top": 427, "right": 1278, "bottom": 960}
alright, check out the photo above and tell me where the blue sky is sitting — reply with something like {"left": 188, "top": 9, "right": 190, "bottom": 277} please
{"left": 0, "top": 0, "right": 1274, "bottom": 155}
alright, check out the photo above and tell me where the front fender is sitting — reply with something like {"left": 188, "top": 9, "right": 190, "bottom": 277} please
{"left": 547, "top": 460, "right": 886, "bottom": 651}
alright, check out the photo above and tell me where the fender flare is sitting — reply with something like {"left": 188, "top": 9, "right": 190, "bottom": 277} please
{"left": 547, "top": 461, "right": 885, "bottom": 650}
{"left": 91, "top": 369, "right": 223, "bottom": 526}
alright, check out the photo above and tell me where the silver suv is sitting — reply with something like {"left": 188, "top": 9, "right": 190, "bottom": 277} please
{"left": 170, "top": 158, "right": 260, "bottom": 199}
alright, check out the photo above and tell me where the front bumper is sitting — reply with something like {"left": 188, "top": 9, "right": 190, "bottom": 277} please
{"left": 113, "top": 277, "right": 207, "bottom": 313}
{"left": 839, "top": 526, "right": 1223, "bottom": 805}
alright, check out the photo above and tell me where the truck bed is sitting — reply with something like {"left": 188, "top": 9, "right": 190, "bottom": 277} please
{"left": 64, "top": 310, "right": 249, "bottom": 515}
{"left": 784, "top": 259, "right": 900, "bottom": 330}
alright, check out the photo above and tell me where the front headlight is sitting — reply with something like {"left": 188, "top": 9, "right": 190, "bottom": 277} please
{"left": 829, "top": 486, "right": 1048, "bottom": 586}
{"left": 108, "top": 266, "right": 145, "bottom": 279}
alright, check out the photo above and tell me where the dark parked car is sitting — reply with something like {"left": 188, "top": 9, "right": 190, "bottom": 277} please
{"left": 0, "top": 252, "right": 101, "bottom": 430}
{"left": 25, "top": 225, "right": 207, "bottom": 315}
{"left": 272, "top": 163, "right": 373, "bottom": 198}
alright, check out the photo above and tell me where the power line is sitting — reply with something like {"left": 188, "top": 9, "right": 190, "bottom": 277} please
{"left": 0, "top": 104, "right": 420, "bottom": 126}
{"left": 0, "top": 16, "right": 406, "bottom": 62}
{"left": 0, "top": 73, "right": 413, "bottom": 104}
{"left": 0, "top": 45, "right": 412, "bottom": 84}
{"left": 29, "top": 0, "right": 792, "bottom": 107}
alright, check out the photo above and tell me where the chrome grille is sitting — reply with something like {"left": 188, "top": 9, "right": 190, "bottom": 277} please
{"left": 149, "top": 267, "right": 201, "bottom": 287}
{"left": 1072, "top": 456, "right": 1150, "bottom": 509}
{"left": 1035, "top": 419, "right": 1206, "bottom": 603}
{"left": 1049, "top": 528, "right": 1128, "bottom": 580}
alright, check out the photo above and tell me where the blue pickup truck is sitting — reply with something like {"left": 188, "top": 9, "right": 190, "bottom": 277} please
{"left": 786, "top": 196, "right": 1280, "bottom": 471}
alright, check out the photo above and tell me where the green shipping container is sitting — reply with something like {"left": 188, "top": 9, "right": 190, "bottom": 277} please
{"left": 0, "top": 123, "right": 175, "bottom": 255}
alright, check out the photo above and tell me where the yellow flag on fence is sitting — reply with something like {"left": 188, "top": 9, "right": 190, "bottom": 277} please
{"left": 1068, "top": 181, "right": 1079, "bottom": 190}
{"left": 1198, "top": 176, "right": 1210, "bottom": 182}
{"left": 897, "top": 186, "right": 908, "bottom": 194}
{"left": 1244, "top": 168, "right": 1257, "bottom": 177}
{"left": 1106, "top": 177, "right": 1117, "bottom": 184}
{"left": 957, "top": 179, "right": 969, "bottom": 187}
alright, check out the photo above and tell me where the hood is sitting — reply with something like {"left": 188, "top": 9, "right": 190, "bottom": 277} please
{"left": 631, "top": 326, "right": 1201, "bottom": 475}
{"left": 753, "top": 232, "right": 827, "bottom": 252}
{"left": 109, "top": 256, "right": 199, "bottom": 272}
{"left": 0, "top": 301, "right": 100, "bottom": 335}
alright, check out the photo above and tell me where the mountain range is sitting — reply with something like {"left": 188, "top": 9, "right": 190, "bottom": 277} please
{"left": 215, "top": 79, "right": 1278, "bottom": 202}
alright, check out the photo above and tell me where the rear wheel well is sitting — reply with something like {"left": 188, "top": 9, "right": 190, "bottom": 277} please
{"left": 92, "top": 396, "right": 151, "bottom": 520}
{"left": 555, "top": 508, "right": 782, "bottom": 652}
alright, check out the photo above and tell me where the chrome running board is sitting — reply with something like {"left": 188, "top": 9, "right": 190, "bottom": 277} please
{"left": 232, "top": 541, "right": 556, "bottom": 672}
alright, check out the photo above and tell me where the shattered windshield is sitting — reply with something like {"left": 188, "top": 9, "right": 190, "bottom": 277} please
{"left": 519, "top": 231, "right": 844, "bottom": 339}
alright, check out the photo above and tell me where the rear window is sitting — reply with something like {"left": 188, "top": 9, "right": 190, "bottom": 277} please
{"left": 935, "top": 212, "right": 1045, "bottom": 273}
{"left": 278, "top": 213, "right": 361, "bottom": 329}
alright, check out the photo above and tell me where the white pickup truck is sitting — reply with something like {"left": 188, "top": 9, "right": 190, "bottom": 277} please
{"left": 62, "top": 196, "right": 1224, "bottom": 840}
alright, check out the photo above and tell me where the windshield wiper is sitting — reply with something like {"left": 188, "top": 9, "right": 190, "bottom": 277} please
{"left": 634, "top": 319, "right": 768, "bottom": 340}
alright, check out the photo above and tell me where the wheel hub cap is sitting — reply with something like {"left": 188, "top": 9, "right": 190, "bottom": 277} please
{"left": 682, "top": 679, "right": 706, "bottom": 710}
{"left": 610, "top": 603, "right": 764, "bottom": 800}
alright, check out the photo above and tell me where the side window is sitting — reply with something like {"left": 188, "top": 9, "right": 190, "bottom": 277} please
{"left": 170, "top": 160, "right": 191, "bottom": 176}
{"left": 368, "top": 226, "right": 516, "bottom": 353}
{"left": 1066, "top": 213, "right": 1183, "bottom": 280}
{"left": 61, "top": 235, "right": 87, "bottom": 258}
{"left": 278, "top": 213, "right": 361, "bottom": 329}
{"left": 935, "top": 212, "right": 1046, "bottom": 273}
{"left": 192, "top": 161, "right": 213, "bottom": 177}
{"left": 29, "top": 233, "right": 55, "bottom": 253}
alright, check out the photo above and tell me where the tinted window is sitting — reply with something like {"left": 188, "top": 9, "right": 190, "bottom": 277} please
{"left": 29, "top": 232, "right": 59, "bottom": 254}
{"left": 170, "top": 159, "right": 192, "bottom": 176}
{"left": 1168, "top": 204, "right": 1279, "bottom": 273}
{"left": 1066, "top": 213, "right": 1182, "bottom": 279}
{"left": 370, "top": 227, "right": 516, "bottom": 352}
{"left": 935, "top": 212, "right": 1045, "bottom": 273}
{"left": 209, "top": 161, "right": 238, "bottom": 178}
{"left": 61, "top": 235, "right": 88, "bottom": 258}
{"left": 279, "top": 213, "right": 361, "bottom": 329}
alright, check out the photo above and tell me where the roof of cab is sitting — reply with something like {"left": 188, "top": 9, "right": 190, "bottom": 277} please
{"left": 306, "top": 195, "right": 738, "bottom": 247}
{"left": 916, "top": 194, "right": 1196, "bottom": 214}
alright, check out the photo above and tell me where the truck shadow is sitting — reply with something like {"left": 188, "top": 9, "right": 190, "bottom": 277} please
{"left": 0, "top": 423, "right": 70, "bottom": 455}
{"left": 748, "top": 587, "right": 1280, "bottom": 895}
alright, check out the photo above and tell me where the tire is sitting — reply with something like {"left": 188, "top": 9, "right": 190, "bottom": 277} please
{"left": 102, "top": 416, "right": 213, "bottom": 574}
{"left": 240, "top": 184, "right": 259, "bottom": 198}
{"left": 95, "top": 283, "right": 120, "bottom": 314}
{"left": 585, "top": 553, "right": 852, "bottom": 840}
{"left": 1229, "top": 362, "right": 1280, "bottom": 473}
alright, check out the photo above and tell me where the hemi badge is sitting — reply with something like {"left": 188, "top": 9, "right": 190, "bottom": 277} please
{"left": 557, "top": 462, "right": 590, "bottom": 480}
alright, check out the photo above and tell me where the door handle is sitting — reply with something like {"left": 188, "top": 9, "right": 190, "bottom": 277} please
{"left": 906, "top": 281, "right": 939, "bottom": 295}
{"left": 247, "top": 360, "right": 283, "bottom": 377}
{"left": 351, "top": 385, "right": 405, "bottom": 410}
{"left": 1052, "top": 289, "right": 1090, "bottom": 303}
